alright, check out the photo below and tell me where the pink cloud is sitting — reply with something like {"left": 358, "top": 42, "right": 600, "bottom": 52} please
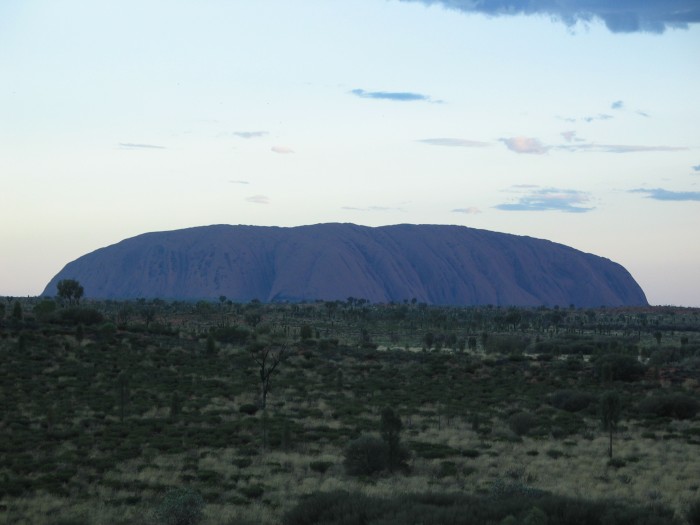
{"left": 501, "top": 136, "right": 549, "bottom": 154}
{"left": 452, "top": 207, "right": 482, "bottom": 214}
{"left": 271, "top": 146, "right": 294, "bottom": 154}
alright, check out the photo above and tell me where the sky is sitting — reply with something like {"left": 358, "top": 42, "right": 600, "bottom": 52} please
{"left": 1, "top": 0, "right": 699, "bottom": 306}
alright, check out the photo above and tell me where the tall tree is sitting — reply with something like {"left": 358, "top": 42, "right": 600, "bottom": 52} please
{"left": 56, "top": 279, "right": 84, "bottom": 306}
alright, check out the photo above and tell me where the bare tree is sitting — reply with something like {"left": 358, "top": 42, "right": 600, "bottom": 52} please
{"left": 249, "top": 341, "right": 287, "bottom": 410}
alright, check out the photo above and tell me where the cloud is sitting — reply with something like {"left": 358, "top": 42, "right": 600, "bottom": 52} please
{"left": 119, "top": 142, "right": 166, "bottom": 149}
{"left": 271, "top": 146, "right": 294, "bottom": 154}
{"left": 560, "top": 131, "right": 577, "bottom": 142}
{"left": 246, "top": 195, "right": 269, "bottom": 204}
{"left": 351, "top": 88, "right": 431, "bottom": 102}
{"left": 691, "top": 165, "right": 700, "bottom": 172}
{"left": 399, "top": 0, "right": 700, "bottom": 33}
{"left": 452, "top": 207, "right": 482, "bottom": 214}
{"left": 636, "top": 110, "right": 651, "bottom": 118}
{"left": 419, "top": 138, "right": 489, "bottom": 147}
{"left": 561, "top": 143, "right": 687, "bottom": 153}
{"left": 500, "top": 136, "right": 549, "bottom": 154}
{"left": 233, "top": 131, "right": 268, "bottom": 139}
{"left": 611, "top": 100, "right": 624, "bottom": 110}
{"left": 495, "top": 187, "right": 594, "bottom": 213}
{"left": 630, "top": 188, "right": 700, "bottom": 201}
{"left": 583, "top": 113, "right": 613, "bottom": 123}
{"left": 229, "top": 180, "right": 249, "bottom": 185}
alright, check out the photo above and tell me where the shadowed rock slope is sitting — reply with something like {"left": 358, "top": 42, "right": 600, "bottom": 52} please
{"left": 43, "top": 223, "right": 648, "bottom": 307}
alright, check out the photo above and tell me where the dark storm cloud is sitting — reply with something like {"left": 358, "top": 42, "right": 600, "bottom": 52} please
{"left": 630, "top": 188, "right": 700, "bottom": 201}
{"left": 351, "top": 89, "right": 431, "bottom": 102}
{"left": 399, "top": 0, "right": 700, "bottom": 33}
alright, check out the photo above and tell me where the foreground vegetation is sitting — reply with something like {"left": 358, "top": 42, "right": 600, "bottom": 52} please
{"left": 1, "top": 296, "right": 699, "bottom": 524}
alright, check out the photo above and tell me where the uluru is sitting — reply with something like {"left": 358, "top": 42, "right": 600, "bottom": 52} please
{"left": 42, "top": 223, "right": 648, "bottom": 307}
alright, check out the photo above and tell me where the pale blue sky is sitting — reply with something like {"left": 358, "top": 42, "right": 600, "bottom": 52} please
{"left": 1, "top": 0, "right": 699, "bottom": 305}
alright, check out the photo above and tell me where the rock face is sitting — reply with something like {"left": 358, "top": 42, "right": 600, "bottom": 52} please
{"left": 42, "top": 223, "right": 648, "bottom": 307}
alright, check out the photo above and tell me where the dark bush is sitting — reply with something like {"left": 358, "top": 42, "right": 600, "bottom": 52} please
{"left": 595, "top": 354, "right": 645, "bottom": 382}
{"left": 687, "top": 500, "right": 700, "bottom": 525}
{"left": 549, "top": 390, "right": 596, "bottom": 413}
{"left": 343, "top": 436, "right": 388, "bottom": 476}
{"left": 240, "top": 484, "right": 264, "bottom": 499}
{"left": 638, "top": 394, "right": 699, "bottom": 420}
{"left": 282, "top": 490, "right": 680, "bottom": 525}
{"left": 239, "top": 403, "right": 259, "bottom": 416}
{"left": 486, "top": 335, "right": 529, "bottom": 354}
{"left": 58, "top": 307, "right": 104, "bottom": 326}
{"left": 309, "top": 461, "right": 333, "bottom": 474}
{"left": 211, "top": 325, "right": 250, "bottom": 344}
{"left": 154, "top": 488, "right": 204, "bottom": 525}
{"left": 33, "top": 300, "right": 57, "bottom": 321}
{"left": 508, "top": 412, "right": 538, "bottom": 437}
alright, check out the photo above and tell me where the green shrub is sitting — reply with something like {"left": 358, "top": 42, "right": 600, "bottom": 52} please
{"left": 595, "top": 354, "right": 645, "bottom": 382}
{"left": 343, "top": 435, "right": 388, "bottom": 476}
{"left": 309, "top": 460, "right": 333, "bottom": 474}
{"left": 58, "top": 307, "right": 104, "bottom": 326}
{"left": 211, "top": 325, "right": 250, "bottom": 344}
{"left": 239, "top": 403, "right": 259, "bottom": 415}
{"left": 508, "top": 412, "right": 537, "bottom": 437}
{"left": 687, "top": 500, "right": 700, "bottom": 525}
{"left": 240, "top": 484, "right": 265, "bottom": 499}
{"left": 549, "top": 390, "right": 596, "bottom": 412}
{"left": 437, "top": 461, "right": 458, "bottom": 478}
{"left": 607, "top": 458, "right": 626, "bottom": 469}
{"left": 638, "top": 394, "right": 699, "bottom": 420}
{"left": 154, "top": 488, "right": 204, "bottom": 525}
{"left": 409, "top": 441, "right": 460, "bottom": 459}
{"left": 523, "top": 506, "right": 548, "bottom": 525}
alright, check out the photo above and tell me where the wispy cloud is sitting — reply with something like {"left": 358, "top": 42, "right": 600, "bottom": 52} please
{"left": 233, "top": 131, "right": 268, "bottom": 139}
{"left": 561, "top": 143, "right": 687, "bottom": 153}
{"left": 500, "top": 136, "right": 549, "bottom": 154}
{"left": 271, "top": 146, "right": 294, "bottom": 154}
{"left": 630, "top": 188, "right": 700, "bottom": 201}
{"left": 229, "top": 180, "right": 249, "bottom": 185}
{"left": 419, "top": 138, "right": 489, "bottom": 148}
{"left": 583, "top": 113, "right": 613, "bottom": 123}
{"left": 560, "top": 131, "right": 577, "bottom": 143}
{"left": 495, "top": 187, "right": 594, "bottom": 213}
{"left": 246, "top": 195, "right": 269, "bottom": 204}
{"left": 636, "top": 110, "right": 651, "bottom": 118}
{"left": 692, "top": 165, "right": 700, "bottom": 172}
{"left": 119, "top": 142, "right": 166, "bottom": 150}
{"left": 398, "top": 0, "right": 700, "bottom": 33}
{"left": 452, "top": 207, "right": 482, "bottom": 214}
{"left": 611, "top": 100, "right": 624, "bottom": 110}
{"left": 351, "top": 88, "right": 432, "bottom": 102}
